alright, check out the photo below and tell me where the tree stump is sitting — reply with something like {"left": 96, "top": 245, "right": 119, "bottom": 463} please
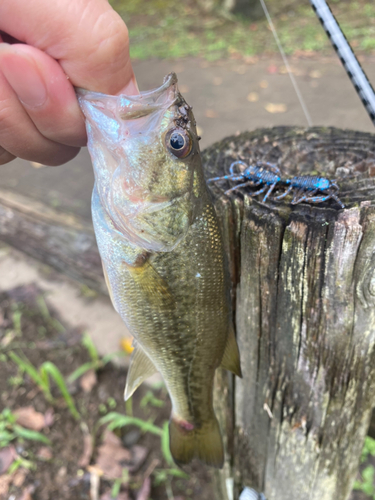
{"left": 205, "top": 127, "right": 375, "bottom": 500}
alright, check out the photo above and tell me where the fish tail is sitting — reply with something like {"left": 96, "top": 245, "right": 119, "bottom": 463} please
{"left": 169, "top": 414, "right": 224, "bottom": 468}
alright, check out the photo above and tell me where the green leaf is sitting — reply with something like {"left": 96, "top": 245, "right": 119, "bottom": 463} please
{"left": 362, "top": 465, "right": 375, "bottom": 483}
{"left": 68, "top": 361, "right": 97, "bottom": 382}
{"left": 161, "top": 421, "right": 174, "bottom": 466}
{"left": 82, "top": 333, "right": 99, "bottom": 362}
{"left": 13, "top": 425, "right": 51, "bottom": 445}
{"left": 164, "top": 468, "right": 189, "bottom": 479}
{"left": 365, "top": 436, "right": 375, "bottom": 456}
{"left": 9, "top": 352, "right": 43, "bottom": 387}
{"left": 40, "top": 362, "right": 80, "bottom": 420}
{"left": 99, "top": 412, "right": 163, "bottom": 436}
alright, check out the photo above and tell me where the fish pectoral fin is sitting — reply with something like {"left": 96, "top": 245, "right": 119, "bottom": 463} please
{"left": 124, "top": 345, "right": 157, "bottom": 401}
{"left": 128, "top": 260, "right": 175, "bottom": 308}
{"left": 102, "top": 264, "right": 118, "bottom": 312}
{"left": 169, "top": 414, "right": 224, "bottom": 469}
{"left": 220, "top": 325, "right": 242, "bottom": 378}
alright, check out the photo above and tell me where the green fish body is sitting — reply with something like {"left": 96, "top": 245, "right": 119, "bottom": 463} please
{"left": 78, "top": 74, "right": 241, "bottom": 468}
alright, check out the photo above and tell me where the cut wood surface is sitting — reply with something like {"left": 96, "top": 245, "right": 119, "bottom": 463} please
{"left": 205, "top": 127, "right": 375, "bottom": 500}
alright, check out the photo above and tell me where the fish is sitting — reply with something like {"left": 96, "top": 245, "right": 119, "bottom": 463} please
{"left": 77, "top": 73, "right": 241, "bottom": 468}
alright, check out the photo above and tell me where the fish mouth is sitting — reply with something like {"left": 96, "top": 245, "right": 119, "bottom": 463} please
{"left": 76, "top": 73, "right": 181, "bottom": 120}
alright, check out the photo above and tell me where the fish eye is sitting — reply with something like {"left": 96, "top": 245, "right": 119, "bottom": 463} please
{"left": 166, "top": 128, "right": 192, "bottom": 159}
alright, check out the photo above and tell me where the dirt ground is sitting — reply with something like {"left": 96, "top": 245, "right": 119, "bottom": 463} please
{"left": 0, "top": 282, "right": 214, "bottom": 500}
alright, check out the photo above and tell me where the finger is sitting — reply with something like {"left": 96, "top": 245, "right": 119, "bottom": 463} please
{"left": 0, "top": 0, "right": 138, "bottom": 96}
{"left": 0, "top": 68, "right": 80, "bottom": 166}
{"left": 0, "top": 43, "right": 86, "bottom": 148}
{"left": 0, "top": 146, "right": 15, "bottom": 165}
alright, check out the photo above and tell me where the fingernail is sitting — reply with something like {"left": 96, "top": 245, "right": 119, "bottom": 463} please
{"left": 0, "top": 47, "right": 47, "bottom": 107}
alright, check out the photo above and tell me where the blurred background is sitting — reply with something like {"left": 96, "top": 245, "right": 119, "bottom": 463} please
{"left": 1, "top": 1, "right": 375, "bottom": 499}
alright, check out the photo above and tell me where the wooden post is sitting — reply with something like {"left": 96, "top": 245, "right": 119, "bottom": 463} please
{"left": 206, "top": 126, "right": 375, "bottom": 500}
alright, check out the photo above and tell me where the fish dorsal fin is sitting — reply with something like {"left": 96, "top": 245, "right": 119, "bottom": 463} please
{"left": 124, "top": 344, "right": 158, "bottom": 401}
{"left": 220, "top": 325, "right": 242, "bottom": 378}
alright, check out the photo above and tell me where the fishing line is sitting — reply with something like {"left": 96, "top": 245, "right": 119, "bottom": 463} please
{"left": 258, "top": 0, "right": 313, "bottom": 127}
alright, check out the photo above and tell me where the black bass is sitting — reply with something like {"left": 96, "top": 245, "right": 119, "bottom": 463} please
{"left": 77, "top": 73, "right": 241, "bottom": 468}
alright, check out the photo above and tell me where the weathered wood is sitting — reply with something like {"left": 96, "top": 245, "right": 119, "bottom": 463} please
{"left": 0, "top": 189, "right": 106, "bottom": 294}
{"left": 206, "top": 127, "right": 375, "bottom": 500}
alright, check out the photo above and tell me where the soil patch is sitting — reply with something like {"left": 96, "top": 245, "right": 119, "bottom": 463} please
{"left": 0, "top": 284, "right": 214, "bottom": 500}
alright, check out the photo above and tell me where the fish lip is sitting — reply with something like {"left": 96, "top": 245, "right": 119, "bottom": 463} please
{"left": 75, "top": 72, "right": 178, "bottom": 101}
{"left": 76, "top": 73, "right": 181, "bottom": 122}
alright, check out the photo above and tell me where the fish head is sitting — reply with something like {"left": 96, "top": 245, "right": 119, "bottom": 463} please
{"left": 77, "top": 73, "right": 203, "bottom": 252}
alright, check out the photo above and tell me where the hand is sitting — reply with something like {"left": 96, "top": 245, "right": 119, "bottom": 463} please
{"left": 0, "top": 0, "right": 138, "bottom": 166}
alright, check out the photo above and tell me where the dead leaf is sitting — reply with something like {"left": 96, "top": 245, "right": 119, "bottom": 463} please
{"left": 172, "top": 64, "right": 184, "bottom": 73}
{"left": 244, "top": 55, "right": 258, "bottom": 64}
{"left": 309, "top": 69, "right": 322, "bottom": 78}
{"left": 0, "top": 474, "right": 13, "bottom": 496}
{"left": 136, "top": 476, "right": 151, "bottom": 500}
{"left": 259, "top": 80, "right": 268, "bottom": 89}
{"left": 179, "top": 84, "right": 189, "bottom": 94}
{"left": 265, "top": 103, "right": 287, "bottom": 114}
{"left": 12, "top": 467, "right": 28, "bottom": 487}
{"left": 0, "top": 446, "right": 17, "bottom": 475}
{"left": 247, "top": 92, "right": 259, "bottom": 103}
{"left": 80, "top": 369, "right": 97, "bottom": 393}
{"left": 78, "top": 432, "right": 93, "bottom": 468}
{"left": 234, "top": 65, "right": 246, "bottom": 75}
{"left": 267, "top": 64, "right": 278, "bottom": 74}
{"left": 14, "top": 407, "right": 46, "bottom": 431}
{"left": 1, "top": 331, "right": 16, "bottom": 347}
{"left": 44, "top": 408, "right": 54, "bottom": 427}
{"left": 213, "top": 77, "right": 222, "bottom": 86}
{"left": 94, "top": 431, "right": 131, "bottom": 479}
{"left": 36, "top": 446, "right": 53, "bottom": 460}
{"left": 17, "top": 484, "right": 35, "bottom": 500}
{"left": 128, "top": 445, "right": 148, "bottom": 472}
{"left": 87, "top": 465, "right": 103, "bottom": 477}
{"left": 205, "top": 109, "right": 218, "bottom": 119}
{"left": 0, "top": 466, "right": 28, "bottom": 497}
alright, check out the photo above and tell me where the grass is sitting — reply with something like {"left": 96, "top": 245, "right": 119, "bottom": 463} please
{"left": 99, "top": 412, "right": 188, "bottom": 480}
{"left": 0, "top": 408, "right": 51, "bottom": 449}
{"left": 109, "top": 0, "right": 375, "bottom": 61}
{"left": 67, "top": 332, "right": 124, "bottom": 383}
{"left": 353, "top": 436, "right": 375, "bottom": 498}
{"left": 8, "top": 351, "right": 80, "bottom": 420}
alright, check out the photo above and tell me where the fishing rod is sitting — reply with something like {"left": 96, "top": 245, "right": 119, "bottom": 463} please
{"left": 310, "top": 0, "right": 375, "bottom": 126}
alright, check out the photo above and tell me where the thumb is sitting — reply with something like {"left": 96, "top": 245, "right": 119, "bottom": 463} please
{"left": 0, "top": 0, "right": 138, "bottom": 96}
